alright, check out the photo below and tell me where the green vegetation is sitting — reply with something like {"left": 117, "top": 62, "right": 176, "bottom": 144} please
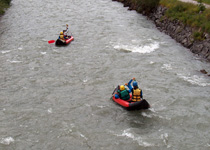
{"left": 136, "top": 0, "right": 161, "bottom": 14}
{"left": 0, "top": 0, "right": 11, "bottom": 15}
{"left": 120, "top": 0, "right": 160, "bottom": 14}
{"left": 160, "top": 0, "right": 210, "bottom": 40}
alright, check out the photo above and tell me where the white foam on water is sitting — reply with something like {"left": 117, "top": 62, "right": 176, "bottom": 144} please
{"left": 161, "top": 64, "right": 172, "bottom": 71}
{"left": 7, "top": 60, "right": 22, "bottom": 63}
{"left": 41, "top": 52, "right": 47, "bottom": 55}
{"left": 141, "top": 112, "right": 153, "bottom": 118}
{"left": 141, "top": 111, "right": 171, "bottom": 121}
{"left": 114, "top": 42, "right": 159, "bottom": 54}
{"left": 66, "top": 63, "right": 72, "bottom": 65}
{"left": 161, "top": 133, "right": 170, "bottom": 148}
{"left": 83, "top": 79, "right": 88, "bottom": 83}
{"left": 150, "top": 61, "right": 155, "bottom": 64}
{"left": 47, "top": 108, "right": 52, "bottom": 114}
{"left": 79, "top": 133, "right": 88, "bottom": 140}
{"left": 1, "top": 50, "right": 11, "bottom": 54}
{"left": 0, "top": 137, "right": 15, "bottom": 145}
{"left": 85, "top": 104, "right": 91, "bottom": 107}
{"left": 97, "top": 105, "right": 106, "bottom": 108}
{"left": 178, "top": 74, "right": 210, "bottom": 87}
{"left": 116, "top": 128, "right": 154, "bottom": 147}
{"left": 18, "top": 47, "right": 23, "bottom": 50}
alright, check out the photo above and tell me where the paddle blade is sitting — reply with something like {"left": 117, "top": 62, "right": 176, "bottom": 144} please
{"left": 48, "top": 40, "right": 55, "bottom": 44}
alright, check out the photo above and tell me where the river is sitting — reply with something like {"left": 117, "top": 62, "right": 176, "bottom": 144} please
{"left": 0, "top": 0, "right": 210, "bottom": 149}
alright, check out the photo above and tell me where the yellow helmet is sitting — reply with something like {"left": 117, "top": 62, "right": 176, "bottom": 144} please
{"left": 120, "top": 85, "right": 125, "bottom": 91}
{"left": 60, "top": 31, "right": 63, "bottom": 35}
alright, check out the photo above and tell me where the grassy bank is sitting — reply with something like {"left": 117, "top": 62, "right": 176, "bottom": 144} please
{"left": 120, "top": 0, "right": 210, "bottom": 36}
{"left": 0, "top": 0, "right": 11, "bottom": 15}
{"left": 160, "top": 0, "right": 210, "bottom": 39}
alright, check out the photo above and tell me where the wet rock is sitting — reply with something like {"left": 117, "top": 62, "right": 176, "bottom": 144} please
{"left": 201, "top": 47, "right": 209, "bottom": 57}
{"left": 200, "top": 69, "right": 208, "bottom": 74}
{"left": 175, "top": 26, "right": 182, "bottom": 34}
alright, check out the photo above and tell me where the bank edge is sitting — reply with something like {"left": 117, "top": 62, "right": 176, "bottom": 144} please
{"left": 112, "top": 0, "right": 210, "bottom": 62}
{"left": 0, "top": 0, "right": 11, "bottom": 16}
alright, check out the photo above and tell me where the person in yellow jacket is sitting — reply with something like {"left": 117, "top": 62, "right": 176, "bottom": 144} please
{"left": 58, "top": 31, "right": 67, "bottom": 42}
{"left": 125, "top": 78, "right": 143, "bottom": 102}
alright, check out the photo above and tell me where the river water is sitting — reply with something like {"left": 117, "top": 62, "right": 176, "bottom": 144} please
{"left": 0, "top": 0, "right": 210, "bottom": 149}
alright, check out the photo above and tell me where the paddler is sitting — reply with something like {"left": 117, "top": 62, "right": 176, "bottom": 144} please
{"left": 58, "top": 31, "right": 67, "bottom": 42}
{"left": 64, "top": 24, "right": 70, "bottom": 37}
{"left": 125, "top": 78, "right": 143, "bottom": 102}
{"left": 115, "top": 85, "right": 131, "bottom": 101}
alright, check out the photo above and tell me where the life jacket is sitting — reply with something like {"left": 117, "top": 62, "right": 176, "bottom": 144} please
{"left": 132, "top": 88, "right": 141, "bottom": 101}
{"left": 119, "top": 90, "right": 130, "bottom": 100}
{"left": 59, "top": 35, "right": 65, "bottom": 42}
{"left": 59, "top": 35, "right": 64, "bottom": 40}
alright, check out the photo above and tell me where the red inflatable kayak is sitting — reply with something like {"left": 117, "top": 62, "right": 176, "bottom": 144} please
{"left": 111, "top": 86, "right": 150, "bottom": 110}
{"left": 55, "top": 36, "right": 74, "bottom": 46}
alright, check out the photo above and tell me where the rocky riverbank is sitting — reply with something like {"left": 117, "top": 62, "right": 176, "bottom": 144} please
{"left": 149, "top": 5, "right": 210, "bottom": 61}
{"left": 112, "top": 0, "right": 210, "bottom": 62}
{"left": 0, "top": 0, "right": 11, "bottom": 16}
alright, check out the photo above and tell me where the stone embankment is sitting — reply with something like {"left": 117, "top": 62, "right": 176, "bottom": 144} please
{"left": 112, "top": 0, "right": 210, "bottom": 62}
{"left": 149, "top": 5, "right": 210, "bottom": 61}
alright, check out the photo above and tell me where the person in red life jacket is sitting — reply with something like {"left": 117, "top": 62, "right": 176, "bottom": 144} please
{"left": 125, "top": 78, "right": 143, "bottom": 101}
{"left": 115, "top": 85, "right": 131, "bottom": 101}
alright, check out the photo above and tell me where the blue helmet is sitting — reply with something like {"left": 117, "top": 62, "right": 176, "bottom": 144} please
{"left": 133, "top": 81, "right": 138, "bottom": 87}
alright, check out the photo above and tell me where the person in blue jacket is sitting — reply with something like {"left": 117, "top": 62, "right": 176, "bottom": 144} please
{"left": 115, "top": 85, "right": 131, "bottom": 101}
{"left": 125, "top": 78, "right": 143, "bottom": 101}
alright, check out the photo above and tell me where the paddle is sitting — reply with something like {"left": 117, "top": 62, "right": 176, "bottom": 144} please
{"left": 112, "top": 85, "right": 119, "bottom": 95}
{"left": 48, "top": 40, "right": 55, "bottom": 44}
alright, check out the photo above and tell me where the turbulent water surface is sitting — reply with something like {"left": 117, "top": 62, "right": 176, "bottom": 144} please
{"left": 0, "top": 0, "right": 210, "bottom": 149}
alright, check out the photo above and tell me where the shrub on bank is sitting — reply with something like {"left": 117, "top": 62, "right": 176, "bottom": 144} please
{"left": 160, "top": 0, "right": 210, "bottom": 39}
{"left": 115, "top": 0, "right": 160, "bottom": 14}
{"left": 0, "top": 0, "right": 11, "bottom": 15}
{"left": 136, "top": 0, "right": 160, "bottom": 14}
